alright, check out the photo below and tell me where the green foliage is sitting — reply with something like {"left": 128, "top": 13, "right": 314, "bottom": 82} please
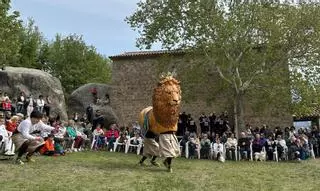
{"left": 17, "top": 18, "right": 44, "bottom": 69}
{"left": 0, "top": 0, "right": 22, "bottom": 66}
{"left": 0, "top": 0, "right": 111, "bottom": 95}
{"left": 127, "top": 1, "right": 320, "bottom": 131}
{"left": 43, "top": 34, "right": 111, "bottom": 95}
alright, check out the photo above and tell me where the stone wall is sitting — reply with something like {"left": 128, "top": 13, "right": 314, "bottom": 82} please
{"left": 110, "top": 53, "right": 293, "bottom": 129}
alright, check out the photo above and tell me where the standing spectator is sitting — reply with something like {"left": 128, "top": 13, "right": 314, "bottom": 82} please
{"left": 25, "top": 95, "right": 35, "bottom": 117}
{"left": 36, "top": 95, "right": 45, "bottom": 114}
{"left": 92, "top": 110, "right": 104, "bottom": 132}
{"left": 17, "top": 91, "right": 25, "bottom": 114}
{"left": 86, "top": 104, "right": 94, "bottom": 124}
{"left": 187, "top": 114, "right": 197, "bottom": 134}
{"left": 209, "top": 112, "right": 217, "bottom": 135}
{"left": 73, "top": 112, "right": 79, "bottom": 122}
{"left": 43, "top": 96, "right": 51, "bottom": 117}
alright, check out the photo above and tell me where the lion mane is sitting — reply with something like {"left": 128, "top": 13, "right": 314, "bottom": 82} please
{"left": 139, "top": 75, "right": 182, "bottom": 134}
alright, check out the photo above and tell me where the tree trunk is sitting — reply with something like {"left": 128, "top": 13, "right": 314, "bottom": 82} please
{"left": 234, "top": 91, "right": 245, "bottom": 138}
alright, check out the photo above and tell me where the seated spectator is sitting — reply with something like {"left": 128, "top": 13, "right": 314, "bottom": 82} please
{"left": 200, "top": 133, "right": 211, "bottom": 159}
{"left": 66, "top": 120, "right": 84, "bottom": 152}
{"left": 265, "top": 135, "right": 275, "bottom": 160}
{"left": 252, "top": 134, "right": 264, "bottom": 153}
{"left": 188, "top": 134, "right": 199, "bottom": 159}
{"left": 39, "top": 134, "right": 55, "bottom": 156}
{"left": 238, "top": 132, "right": 251, "bottom": 160}
{"left": 274, "top": 135, "right": 287, "bottom": 160}
{"left": 226, "top": 133, "right": 237, "bottom": 160}
{"left": 2, "top": 98, "right": 11, "bottom": 112}
{"left": 0, "top": 115, "right": 14, "bottom": 156}
{"left": 54, "top": 140, "right": 65, "bottom": 156}
{"left": 105, "top": 124, "right": 119, "bottom": 151}
{"left": 179, "top": 131, "right": 190, "bottom": 156}
{"left": 92, "top": 124, "right": 105, "bottom": 150}
{"left": 6, "top": 115, "right": 20, "bottom": 133}
{"left": 212, "top": 138, "right": 224, "bottom": 162}
{"left": 75, "top": 122, "right": 91, "bottom": 150}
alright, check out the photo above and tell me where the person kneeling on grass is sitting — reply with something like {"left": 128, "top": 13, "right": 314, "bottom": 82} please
{"left": 12, "top": 110, "right": 52, "bottom": 165}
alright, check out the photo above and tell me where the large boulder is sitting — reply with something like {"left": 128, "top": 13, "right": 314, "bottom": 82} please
{"left": 68, "top": 83, "right": 118, "bottom": 128}
{"left": 0, "top": 67, "right": 67, "bottom": 119}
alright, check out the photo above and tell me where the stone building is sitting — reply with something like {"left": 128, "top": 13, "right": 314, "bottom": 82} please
{"left": 109, "top": 50, "right": 292, "bottom": 129}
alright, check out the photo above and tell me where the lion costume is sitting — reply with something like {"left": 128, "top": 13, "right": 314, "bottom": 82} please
{"left": 139, "top": 74, "right": 181, "bottom": 172}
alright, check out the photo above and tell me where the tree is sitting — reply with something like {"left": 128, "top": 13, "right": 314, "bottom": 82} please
{"left": 0, "top": 0, "right": 22, "bottom": 67}
{"left": 127, "top": 0, "right": 320, "bottom": 135}
{"left": 17, "top": 18, "right": 44, "bottom": 69}
{"left": 43, "top": 34, "right": 111, "bottom": 95}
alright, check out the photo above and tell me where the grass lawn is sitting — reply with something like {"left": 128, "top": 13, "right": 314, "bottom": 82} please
{"left": 0, "top": 151, "right": 319, "bottom": 191}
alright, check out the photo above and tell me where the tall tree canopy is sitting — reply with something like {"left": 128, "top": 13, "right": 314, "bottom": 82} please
{"left": 42, "top": 34, "right": 111, "bottom": 95}
{"left": 127, "top": 0, "right": 320, "bottom": 134}
{"left": 0, "top": 0, "right": 22, "bottom": 66}
{"left": 0, "top": 0, "right": 111, "bottom": 95}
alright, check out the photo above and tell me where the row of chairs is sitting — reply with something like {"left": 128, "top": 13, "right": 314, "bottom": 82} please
{"left": 90, "top": 135, "right": 143, "bottom": 155}
{"left": 183, "top": 141, "right": 316, "bottom": 162}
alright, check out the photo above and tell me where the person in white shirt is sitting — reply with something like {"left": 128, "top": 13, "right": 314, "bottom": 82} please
{"left": 225, "top": 133, "right": 238, "bottom": 160}
{"left": 0, "top": 115, "right": 15, "bottom": 156}
{"left": 213, "top": 138, "right": 225, "bottom": 162}
{"left": 26, "top": 95, "right": 34, "bottom": 117}
{"left": 11, "top": 110, "right": 53, "bottom": 165}
{"left": 36, "top": 95, "right": 45, "bottom": 114}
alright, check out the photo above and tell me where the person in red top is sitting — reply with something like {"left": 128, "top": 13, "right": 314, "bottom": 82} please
{"left": 6, "top": 116, "right": 19, "bottom": 133}
{"left": 40, "top": 134, "right": 55, "bottom": 156}
{"left": 2, "top": 98, "right": 11, "bottom": 111}
{"left": 105, "top": 124, "right": 119, "bottom": 151}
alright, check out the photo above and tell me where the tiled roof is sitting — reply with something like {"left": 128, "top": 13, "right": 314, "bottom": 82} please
{"left": 109, "top": 50, "right": 185, "bottom": 60}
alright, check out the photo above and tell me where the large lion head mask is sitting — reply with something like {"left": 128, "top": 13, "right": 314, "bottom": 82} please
{"left": 152, "top": 75, "right": 181, "bottom": 128}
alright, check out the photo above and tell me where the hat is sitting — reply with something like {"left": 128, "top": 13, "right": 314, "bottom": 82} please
{"left": 16, "top": 113, "right": 24, "bottom": 118}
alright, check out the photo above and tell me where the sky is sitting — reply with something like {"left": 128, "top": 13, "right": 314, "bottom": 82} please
{"left": 11, "top": 0, "right": 149, "bottom": 57}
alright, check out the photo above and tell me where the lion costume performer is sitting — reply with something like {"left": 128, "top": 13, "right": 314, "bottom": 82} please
{"left": 139, "top": 74, "right": 181, "bottom": 172}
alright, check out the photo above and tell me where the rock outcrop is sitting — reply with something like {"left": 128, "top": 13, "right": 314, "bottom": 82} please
{"left": 68, "top": 83, "right": 118, "bottom": 128}
{"left": 0, "top": 67, "right": 67, "bottom": 119}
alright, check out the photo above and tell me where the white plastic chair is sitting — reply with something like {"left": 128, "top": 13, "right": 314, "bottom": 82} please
{"left": 113, "top": 137, "right": 127, "bottom": 152}
{"left": 125, "top": 137, "right": 143, "bottom": 155}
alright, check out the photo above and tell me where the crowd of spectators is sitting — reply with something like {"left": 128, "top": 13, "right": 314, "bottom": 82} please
{"left": 179, "top": 112, "right": 319, "bottom": 162}
{"left": 1, "top": 88, "right": 319, "bottom": 164}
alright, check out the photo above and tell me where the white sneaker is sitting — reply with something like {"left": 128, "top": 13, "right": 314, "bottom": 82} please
{"left": 4, "top": 151, "right": 15, "bottom": 156}
{"left": 74, "top": 148, "right": 78, "bottom": 152}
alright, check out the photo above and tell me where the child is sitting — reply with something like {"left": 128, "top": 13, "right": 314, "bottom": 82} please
{"left": 54, "top": 141, "right": 65, "bottom": 156}
{"left": 40, "top": 134, "right": 55, "bottom": 156}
